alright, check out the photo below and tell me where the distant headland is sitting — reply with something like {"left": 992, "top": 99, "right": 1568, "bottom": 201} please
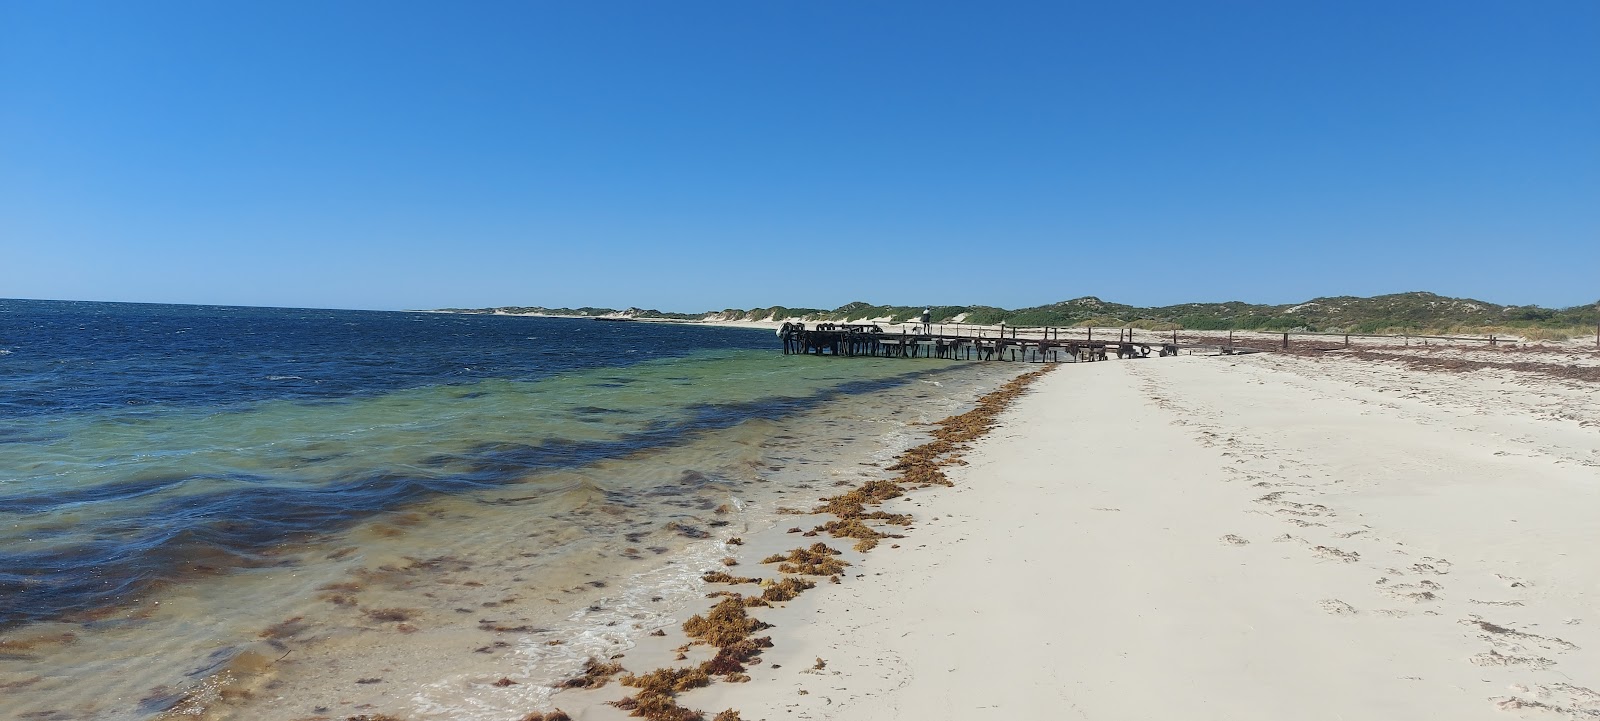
{"left": 430, "top": 291, "right": 1598, "bottom": 339}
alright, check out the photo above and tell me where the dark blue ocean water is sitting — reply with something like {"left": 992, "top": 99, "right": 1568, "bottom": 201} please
{"left": 0, "top": 300, "right": 944, "bottom": 631}
{"left": 0, "top": 300, "right": 769, "bottom": 418}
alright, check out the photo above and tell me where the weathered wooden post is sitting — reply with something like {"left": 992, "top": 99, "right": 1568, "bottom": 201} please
{"left": 1344, "top": 334, "right": 1349, "bottom": 348}
{"left": 1282, "top": 332, "right": 1288, "bottom": 349}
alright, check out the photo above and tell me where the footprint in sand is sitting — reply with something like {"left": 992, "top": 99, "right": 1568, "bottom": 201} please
{"left": 1380, "top": 579, "right": 1444, "bottom": 603}
{"left": 1470, "top": 648, "right": 1554, "bottom": 670}
{"left": 1461, "top": 617, "right": 1579, "bottom": 655}
{"left": 1312, "top": 545, "right": 1360, "bottom": 563}
{"left": 1318, "top": 599, "right": 1358, "bottom": 615}
{"left": 1410, "top": 557, "right": 1452, "bottom": 575}
{"left": 1495, "top": 573, "right": 1533, "bottom": 589}
{"left": 1495, "top": 683, "right": 1600, "bottom": 717}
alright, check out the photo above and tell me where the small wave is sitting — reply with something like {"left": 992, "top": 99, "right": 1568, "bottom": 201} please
{"left": 0, "top": 349, "right": 11, "bottom": 355}
{"left": 265, "top": 375, "right": 303, "bottom": 381}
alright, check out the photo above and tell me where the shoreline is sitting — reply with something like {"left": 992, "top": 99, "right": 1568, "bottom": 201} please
{"left": 530, "top": 367, "right": 1058, "bottom": 719}
{"left": 535, "top": 351, "right": 1600, "bottom": 719}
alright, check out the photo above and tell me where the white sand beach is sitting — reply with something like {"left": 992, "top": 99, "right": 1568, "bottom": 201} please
{"left": 549, "top": 349, "right": 1600, "bottom": 720}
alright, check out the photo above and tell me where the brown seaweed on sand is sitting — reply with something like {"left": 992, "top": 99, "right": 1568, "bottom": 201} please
{"left": 698, "top": 636, "right": 773, "bottom": 675}
{"left": 682, "top": 597, "right": 772, "bottom": 647}
{"left": 700, "top": 571, "right": 760, "bottom": 584}
{"left": 760, "top": 543, "right": 849, "bottom": 576}
{"left": 760, "top": 577, "right": 815, "bottom": 603}
{"left": 520, "top": 711, "right": 573, "bottom": 721}
{"left": 561, "top": 657, "right": 626, "bottom": 689}
{"left": 612, "top": 667, "right": 713, "bottom": 721}
{"left": 590, "top": 368, "right": 1054, "bottom": 721}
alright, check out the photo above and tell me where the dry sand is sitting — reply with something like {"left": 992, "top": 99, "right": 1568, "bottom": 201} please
{"left": 548, "top": 350, "right": 1600, "bottom": 720}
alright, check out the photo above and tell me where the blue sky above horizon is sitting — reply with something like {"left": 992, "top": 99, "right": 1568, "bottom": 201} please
{"left": 2, "top": 2, "right": 1596, "bottom": 312}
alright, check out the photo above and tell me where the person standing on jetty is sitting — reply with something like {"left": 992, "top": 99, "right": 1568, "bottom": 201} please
{"left": 921, "top": 308, "right": 931, "bottom": 335}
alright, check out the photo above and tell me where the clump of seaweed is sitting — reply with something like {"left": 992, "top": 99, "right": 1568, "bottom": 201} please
{"left": 701, "top": 571, "right": 760, "bottom": 585}
{"left": 561, "top": 657, "right": 626, "bottom": 689}
{"left": 812, "top": 519, "right": 889, "bottom": 552}
{"left": 713, "top": 711, "right": 743, "bottom": 721}
{"left": 683, "top": 597, "right": 772, "bottom": 647}
{"left": 621, "top": 667, "right": 711, "bottom": 695}
{"left": 811, "top": 480, "right": 903, "bottom": 517}
{"left": 760, "top": 577, "right": 815, "bottom": 603}
{"left": 519, "top": 711, "right": 572, "bottom": 721}
{"left": 761, "top": 543, "right": 849, "bottom": 576}
{"left": 613, "top": 667, "right": 713, "bottom": 721}
{"left": 698, "top": 636, "right": 773, "bottom": 675}
{"left": 720, "top": 557, "right": 738, "bottom": 567}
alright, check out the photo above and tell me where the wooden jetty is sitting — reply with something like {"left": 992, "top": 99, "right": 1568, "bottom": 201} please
{"left": 780, "top": 321, "right": 1541, "bottom": 361}
{"left": 778, "top": 322, "right": 1182, "bottom": 362}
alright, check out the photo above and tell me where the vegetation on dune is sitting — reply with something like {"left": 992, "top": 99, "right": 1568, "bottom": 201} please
{"left": 442, "top": 292, "right": 1599, "bottom": 335}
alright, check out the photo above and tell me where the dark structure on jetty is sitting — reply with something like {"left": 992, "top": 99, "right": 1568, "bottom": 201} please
{"left": 778, "top": 322, "right": 1180, "bottom": 362}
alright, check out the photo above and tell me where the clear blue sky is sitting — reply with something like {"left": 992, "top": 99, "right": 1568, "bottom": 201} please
{"left": 2, "top": 2, "right": 1596, "bottom": 312}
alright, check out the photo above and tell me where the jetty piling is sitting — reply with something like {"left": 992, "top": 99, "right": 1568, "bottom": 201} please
{"left": 776, "top": 322, "right": 1176, "bottom": 362}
